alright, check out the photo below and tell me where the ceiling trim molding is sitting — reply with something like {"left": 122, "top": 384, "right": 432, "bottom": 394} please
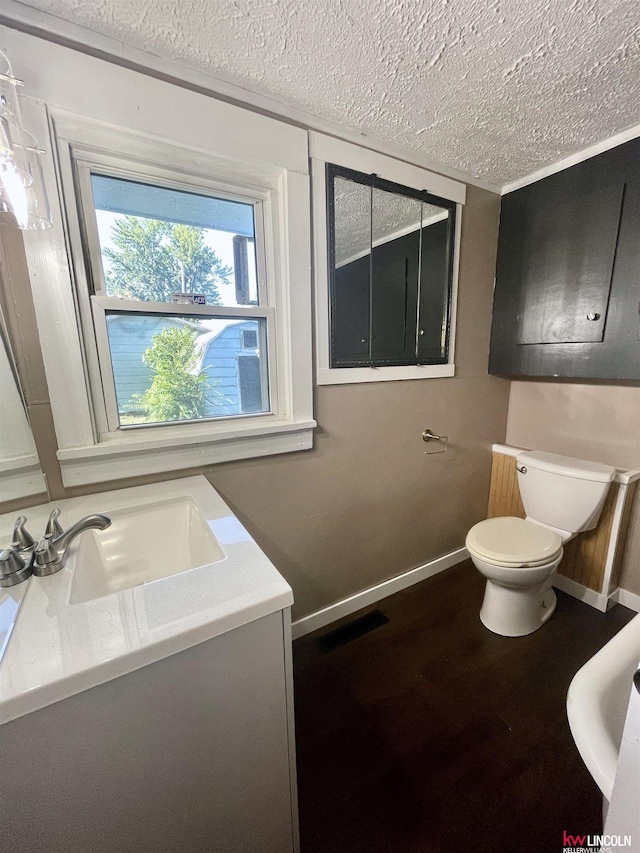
{"left": 0, "top": 1, "right": 502, "bottom": 194}
{"left": 501, "top": 122, "right": 640, "bottom": 196}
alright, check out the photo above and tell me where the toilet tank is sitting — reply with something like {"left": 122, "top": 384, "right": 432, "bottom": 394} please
{"left": 516, "top": 451, "right": 615, "bottom": 534}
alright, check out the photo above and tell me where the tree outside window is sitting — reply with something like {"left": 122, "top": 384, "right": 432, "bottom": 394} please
{"left": 103, "top": 216, "right": 232, "bottom": 304}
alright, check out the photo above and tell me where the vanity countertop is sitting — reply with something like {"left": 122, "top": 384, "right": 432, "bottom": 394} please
{"left": 0, "top": 476, "right": 293, "bottom": 725}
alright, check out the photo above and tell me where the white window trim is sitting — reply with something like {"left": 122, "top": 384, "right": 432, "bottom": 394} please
{"left": 309, "top": 132, "right": 465, "bottom": 385}
{"left": 19, "top": 85, "right": 314, "bottom": 487}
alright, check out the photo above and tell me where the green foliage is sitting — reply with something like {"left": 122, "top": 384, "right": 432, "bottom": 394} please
{"left": 103, "top": 216, "right": 232, "bottom": 304}
{"left": 139, "top": 327, "right": 208, "bottom": 422}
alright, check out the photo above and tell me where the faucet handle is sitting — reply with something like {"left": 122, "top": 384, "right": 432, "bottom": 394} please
{"left": 12, "top": 516, "right": 35, "bottom": 552}
{"left": 32, "top": 537, "right": 63, "bottom": 577}
{"left": 45, "top": 508, "right": 63, "bottom": 540}
{"left": 0, "top": 547, "right": 27, "bottom": 577}
{"left": 0, "top": 548, "right": 32, "bottom": 587}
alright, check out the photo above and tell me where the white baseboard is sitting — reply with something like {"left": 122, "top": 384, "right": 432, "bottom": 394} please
{"left": 552, "top": 573, "right": 608, "bottom": 613}
{"left": 553, "top": 574, "right": 640, "bottom": 614}
{"left": 608, "top": 587, "right": 640, "bottom": 613}
{"left": 291, "top": 547, "right": 469, "bottom": 640}
{"left": 291, "top": 554, "right": 639, "bottom": 640}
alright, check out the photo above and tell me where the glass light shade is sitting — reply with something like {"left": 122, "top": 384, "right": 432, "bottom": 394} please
{"left": 0, "top": 52, "right": 31, "bottom": 186}
{"left": 0, "top": 132, "right": 52, "bottom": 230}
{"left": 0, "top": 51, "right": 52, "bottom": 231}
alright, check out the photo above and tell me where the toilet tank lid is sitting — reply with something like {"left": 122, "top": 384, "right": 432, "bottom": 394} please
{"left": 516, "top": 451, "right": 616, "bottom": 483}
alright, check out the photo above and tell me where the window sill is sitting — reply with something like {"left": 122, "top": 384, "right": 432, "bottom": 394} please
{"left": 56, "top": 418, "right": 316, "bottom": 487}
{"left": 0, "top": 454, "right": 48, "bottom": 503}
{"left": 316, "top": 364, "right": 455, "bottom": 385}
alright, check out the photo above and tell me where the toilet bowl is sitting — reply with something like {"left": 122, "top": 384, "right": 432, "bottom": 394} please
{"left": 467, "top": 450, "right": 615, "bottom": 638}
{"left": 466, "top": 516, "right": 563, "bottom": 637}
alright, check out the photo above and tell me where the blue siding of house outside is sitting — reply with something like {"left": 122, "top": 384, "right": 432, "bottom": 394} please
{"left": 199, "top": 321, "right": 262, "bottom": 417}
{"left": 106, "top": 315, "right": 262, "bottom": 419}
{"left": 106, "top": 315, "right": 189, "bottom": 413}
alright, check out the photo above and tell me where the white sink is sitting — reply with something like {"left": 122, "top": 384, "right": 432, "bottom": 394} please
{"left": 0, "top": 476, "right": 293, "bottom": 726}
{"left": 567, "top": 613, "right": 640, "bottom": 801}
{"left": 70, "top": 496, "right": 226, "bottom": 604}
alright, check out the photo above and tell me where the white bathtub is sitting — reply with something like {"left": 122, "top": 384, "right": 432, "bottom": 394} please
{"left": 567, "top": 613, "right": 640, "bottom": 802}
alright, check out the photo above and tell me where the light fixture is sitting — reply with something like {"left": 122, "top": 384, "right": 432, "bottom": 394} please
{"left": 0, "top": 49, "right": 52, "bottom": 230}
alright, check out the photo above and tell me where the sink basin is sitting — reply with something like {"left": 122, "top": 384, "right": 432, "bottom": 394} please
{"left": 70, "top": 496, "right": 226, "bottom": 604}
{"left": 567, "top": 613, "right": 640, "bottom": 801}
{"left": 0, "top": 476, "right": 294, "bottom": 726}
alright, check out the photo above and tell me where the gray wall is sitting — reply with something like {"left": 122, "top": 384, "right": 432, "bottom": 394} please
{"left": 207, "top": 184, "right": 510, "bottom": 616}
{"left": 1, "top": 186, "right": 509, "bottom": 621}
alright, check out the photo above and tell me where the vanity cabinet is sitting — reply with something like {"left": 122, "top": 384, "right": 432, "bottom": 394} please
{"left": 489, "top": 137, "right": 640, "bottom": 379}
{"left": 0, "top": 611, "right": 298, "bottom": 853}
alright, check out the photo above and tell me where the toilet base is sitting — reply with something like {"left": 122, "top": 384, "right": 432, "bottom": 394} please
{"left": 480, "top": 580, "right": 557, "bottom": 637}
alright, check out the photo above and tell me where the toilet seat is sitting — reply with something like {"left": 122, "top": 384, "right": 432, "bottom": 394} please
{"left": 466, "top": 517, "right": 563, "bottom": 568}
{"left": 466, "top": 544, "right": 561, "bottom": 569}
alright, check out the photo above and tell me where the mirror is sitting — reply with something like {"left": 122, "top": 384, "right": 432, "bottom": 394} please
{"left": 0, "top": 301, "right": 46, "bottom": 506}
{"left": 329, "top": 165, "right": 456, "bottom": 368}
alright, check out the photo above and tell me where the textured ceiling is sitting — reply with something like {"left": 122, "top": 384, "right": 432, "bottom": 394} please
{"left": 15, "top": 0, "right": 640, "bottom": 186}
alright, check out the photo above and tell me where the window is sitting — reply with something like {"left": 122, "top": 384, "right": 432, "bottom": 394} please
{"left": 310, "top": 133, "right": 465, "bottom": 385}
{"left": 327, "top": 164, "right": 456, "bottom": 368}
{"left": 237, "top": 354, "right": 263, "bottom": 413}
{"left": 84, "top": 173, "right": 270, "bottom": 429}
{"left": 241, "top": 329, "right": 258, "bottom": 349}
{"left": 25, "top": 84, "right": 314, "bottom": 486}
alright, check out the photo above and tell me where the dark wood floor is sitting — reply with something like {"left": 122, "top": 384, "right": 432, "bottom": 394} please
{"left": 293, "top": 560, "right": 635, "bottom": 853}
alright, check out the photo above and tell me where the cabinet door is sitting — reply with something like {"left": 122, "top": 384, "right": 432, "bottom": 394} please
{"left": 0, "top": 612, "right": 297, "bottom": 853}
{"left": 516, "top": 183, "right": 624, "bottom": 345}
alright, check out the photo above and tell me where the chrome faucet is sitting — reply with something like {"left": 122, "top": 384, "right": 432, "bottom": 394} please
{"left": 32, "top": 511, "right": 112, "bottom": 577}
{"left": 51, "top": 512, "right": 111, "bottom": 554}
{"left": 1, "top": 510, "right": 112, "bottom": 583}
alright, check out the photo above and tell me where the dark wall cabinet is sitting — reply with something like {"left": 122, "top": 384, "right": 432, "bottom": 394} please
{"left": 489, "top": 138, "right": 640, "bottom": 379}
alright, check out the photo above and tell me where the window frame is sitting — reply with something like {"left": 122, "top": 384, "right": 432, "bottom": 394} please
{"left": 22, "top": 104, "right": 314, "bottom": 487}
{"left": 71, "top": 151, "right": 281, "bottom": 437}
{"left": 310, "top": 132, "right": 465, "bottom": 385}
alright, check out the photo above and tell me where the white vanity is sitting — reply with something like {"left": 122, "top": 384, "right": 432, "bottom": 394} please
{"left": 0, "top": 476, "right": 299, "bottom": 853}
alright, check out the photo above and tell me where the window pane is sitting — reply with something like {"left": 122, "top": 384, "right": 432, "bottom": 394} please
{"left": 91, "top": 174, "right": 259, "bottom": 307}
{"left": 105, "top": 313, "right": 269, "bottom": 426}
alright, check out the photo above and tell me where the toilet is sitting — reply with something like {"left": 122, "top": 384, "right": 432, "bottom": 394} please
{"left": 466, "top": 451, "right": 615, "bottom": 637}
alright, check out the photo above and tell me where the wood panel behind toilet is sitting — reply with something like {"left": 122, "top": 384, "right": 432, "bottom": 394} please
{"left": 487, "top": 449, "right": 637, "bottom": 600}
